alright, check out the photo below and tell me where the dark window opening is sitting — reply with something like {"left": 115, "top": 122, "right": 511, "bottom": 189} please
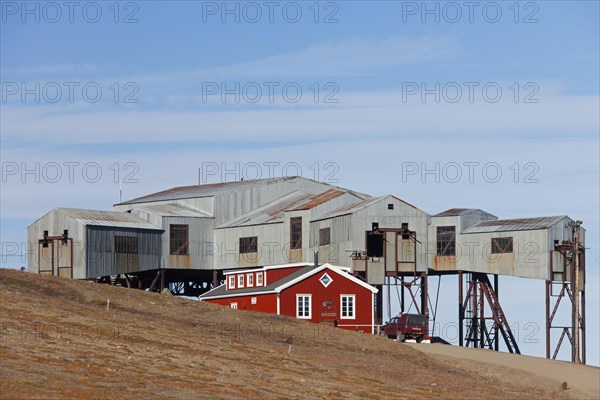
{"left": 436, "top": 226, "right": 455, "bottom": 256}
{"left": 367, "top": 233, "right": 384, "bottom": 257}
{"left": 319, "top": 227, "right": 331, "bottom": 246}
{"left": 492, "top": 237, "right": 513, "bottom": 254}
{"left": 170, "top": 224, "right": 189, "bottom": 255}
{"left": 240, "top": 236, "right": 258, "bottom": 254}
{"left": 115, "top": 235, "right": 138, "bottom": 254}
{"left": 388, "top": 203, "right": 394, "bottom": 210}
{"left": 290, "top": 217, "right": 302, "bottom": 249}
{"left": 401, "top": 223, "right": 410, "bottom": 239}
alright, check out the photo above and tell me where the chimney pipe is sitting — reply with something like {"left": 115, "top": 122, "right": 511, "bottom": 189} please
{"left": 313, "top": 251, "right": 319, "bottom": 268}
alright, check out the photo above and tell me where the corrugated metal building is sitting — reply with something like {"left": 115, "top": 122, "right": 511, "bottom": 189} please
{"left": 428, "top": 210, "right": 584, "bottom": 280}
{"left": 28, "top": 177, "right": 583, "bottom": 285}
{"left": 27, "top": 208, "right": 162, "bottom": 279}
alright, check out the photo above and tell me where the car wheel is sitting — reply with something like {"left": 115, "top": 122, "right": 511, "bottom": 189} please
{"left": 396, "top": 333, "right": 405, "bottom": 342}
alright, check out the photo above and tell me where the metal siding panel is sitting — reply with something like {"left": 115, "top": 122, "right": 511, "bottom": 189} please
{"left": 353, "top": 197, "right": 430, "bottom": 275}
{"left": 454, "top": 228, "right": 551, "bottom": 279}
{"left": 86, "top": 226, "right": 162, "bottom": 278}
{"left": 27, "top": 209, "right": 86, "bottom": 279}
{"left": 162, "top": 216, "right": 215, "bottom": 270}
{"left": 214, "top": 222, "right": 291, "bottom": 269}
{"left": 309, "top": 214, "right": 352, "bottom": 267}
{"left": 459, "top": 210, "right": 498, "bottom": 231}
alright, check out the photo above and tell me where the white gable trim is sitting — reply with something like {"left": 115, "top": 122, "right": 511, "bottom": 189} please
{"left": 274, "top": 263, "right": 378, "bottom": 293}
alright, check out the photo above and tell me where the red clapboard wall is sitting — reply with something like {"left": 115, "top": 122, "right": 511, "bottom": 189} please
{"left": 279, "top": 269, "right": 374, "bottom": 332}
{"left": 201, "top": 264, "right": 377, "bottom": 333}
{"left": 209, "top": 293, "right": 278, "bottom": 314}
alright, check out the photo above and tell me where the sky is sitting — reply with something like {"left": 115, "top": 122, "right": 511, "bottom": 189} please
{"left": 1, "top": 1, "right": 599, "bottom": 365}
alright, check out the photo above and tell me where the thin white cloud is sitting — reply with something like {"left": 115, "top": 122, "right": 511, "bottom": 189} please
{"left": 108, "top": 34, "right": 462, "bottom": 85}
{"left": 1, "top": 92, "right": 598, "bottom": 143}
{"left": 5, "top": 63, "right": 99, "bottom": 75}
{"left": 4, "top": 35, "right": 459, "bottom": 83}
{"left": 204, "top": 35, "right": 461, "bottom": 78}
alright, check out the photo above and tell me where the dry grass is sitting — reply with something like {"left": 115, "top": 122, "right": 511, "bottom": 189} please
{"left": 0, "top": 269, "right": 577, "bottom": 399}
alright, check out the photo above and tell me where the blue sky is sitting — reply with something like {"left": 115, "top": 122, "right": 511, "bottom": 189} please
{"left": 1, "top": 1, "right": 599, "bottom": 365}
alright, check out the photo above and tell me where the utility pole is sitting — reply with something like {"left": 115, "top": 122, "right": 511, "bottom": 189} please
{"left": 572, "top": 221, "right": 581, "bottom": 363}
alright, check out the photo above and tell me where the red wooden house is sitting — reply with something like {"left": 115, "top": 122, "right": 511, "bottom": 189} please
{"left": 199, "top": 262, "right": 378, "bottom": 333}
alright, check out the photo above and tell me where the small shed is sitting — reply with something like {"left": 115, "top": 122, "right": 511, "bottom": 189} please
{"left": 199, "top": 263, "right": 378, "bottom": 333}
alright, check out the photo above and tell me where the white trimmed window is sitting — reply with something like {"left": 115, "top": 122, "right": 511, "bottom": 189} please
{"left": 238, "top": 274, "right": 244, "bottom": 288}
{"left": 319, "top": 273, "right": 333, "bottom": 288}
{"left": 251, "top": 297, "right": 257, "bottom": 305}
{"left": 230, "top": 302, "right": 238, "bottom": 309}
{"left": 228, "top": 275, "right": 235, "bottom": 289}
{"left": 247, "top": 273, "right": 254, "bottom": 287}
{"left": 296, "top": 294, "right": 311, "bottom": 319}
{"left": 256, "top": 272, "right": 263, "bottom": 286}
{"left": 341, "top": 295, "right": 355, "bottom": 319}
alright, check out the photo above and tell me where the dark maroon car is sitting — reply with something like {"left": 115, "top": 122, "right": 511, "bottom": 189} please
{"left": 381, "top": 313, "right": 428, "bottom": 342}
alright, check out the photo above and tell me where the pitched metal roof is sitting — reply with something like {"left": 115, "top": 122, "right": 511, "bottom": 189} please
{"left": 312, "top": 197, "right": 381, "bottom": 221}
{"left": 116, "top": 176, "right": 296, "bottom": 205}
{"left": 116, "top": 176, "right": 369, "bottom": 206}
{"left": 56, "top": 208, "right": 162, "bottom": 230}
{"left": 434, "top": 208, "right": 481, "bottom": 217}
{"left": 290, "top": 189, "right": 346, "bottom": 210}
{"left": 131, "top": 203, "right": 212, "bottom": 218}
{"left": 216, "top": 189, "right": 357, "bottom": 228}
{"left": 216, "top": 191, "right": 311, "bottom": 228}
{"left": 462, "top": 216, "right": 568, "bottom": 233}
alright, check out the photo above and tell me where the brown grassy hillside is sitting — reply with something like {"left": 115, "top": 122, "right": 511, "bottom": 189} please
{"left": 0, "top": 269, "right": 592, "bottom": 399}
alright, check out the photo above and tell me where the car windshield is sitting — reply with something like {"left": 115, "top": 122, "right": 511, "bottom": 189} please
{"left": 406, "top": 314, "right": 427, "bottom": 325}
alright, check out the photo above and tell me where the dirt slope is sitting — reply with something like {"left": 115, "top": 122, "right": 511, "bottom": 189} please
{"left": 0, "top": 269, "right": 596, "bottom": 399}
{"left": 405, "top": 343, "right": 599, "bottom": 399}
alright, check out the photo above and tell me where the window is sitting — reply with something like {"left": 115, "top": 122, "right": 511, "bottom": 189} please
{"left": 239, "top": 236, "right": 258, "bottom": 254}
{"left": 401, "top": 223, "right": 410, "bottom": 239}
{"left": 366, "top": 233, "right": 384, "bottom": 257}
{"left": 169, "top": 224, "right": 189, "bottom": 255}
{"left": 114, "top": 236, "right": 138, "bottom": 254}
{"left": 492, "top": 237, "right": 513, "bottom": 254}
{"left": 247, "top": 273, "right": 254, "bottom": 287}
{"left": 238, "top": 274, "right": 244, "bottom": 288}
{"left": 230, "top": 303, "right": 238, "bottom": 309}
{"left": 319, "top": 273, "right": 333, "bottom": 288}
{"left": 319, "top": 227, "right": 331, "bottom": 246}
{"left": 296, "top": 294, "right": 311, "bottom": 319}
{"left": 436, "top": 226, "right": 456, "bottom": 256}
{"left": 228, "top": 275, "right": 235, "bottom": 289}
{"left": 388, "top": 203, "right": 394, "bottom": 210}
{"left": 290, "top": 217, "right": 302, "bottom": 249}
{"left": 251, "top": 297, "right": 257, "bottom": 305}
{"left": 256, "top": 272, "right": 264, "bottom": 286}
{"left": 341, "top": 295, "right": 355, "bottom": 319}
